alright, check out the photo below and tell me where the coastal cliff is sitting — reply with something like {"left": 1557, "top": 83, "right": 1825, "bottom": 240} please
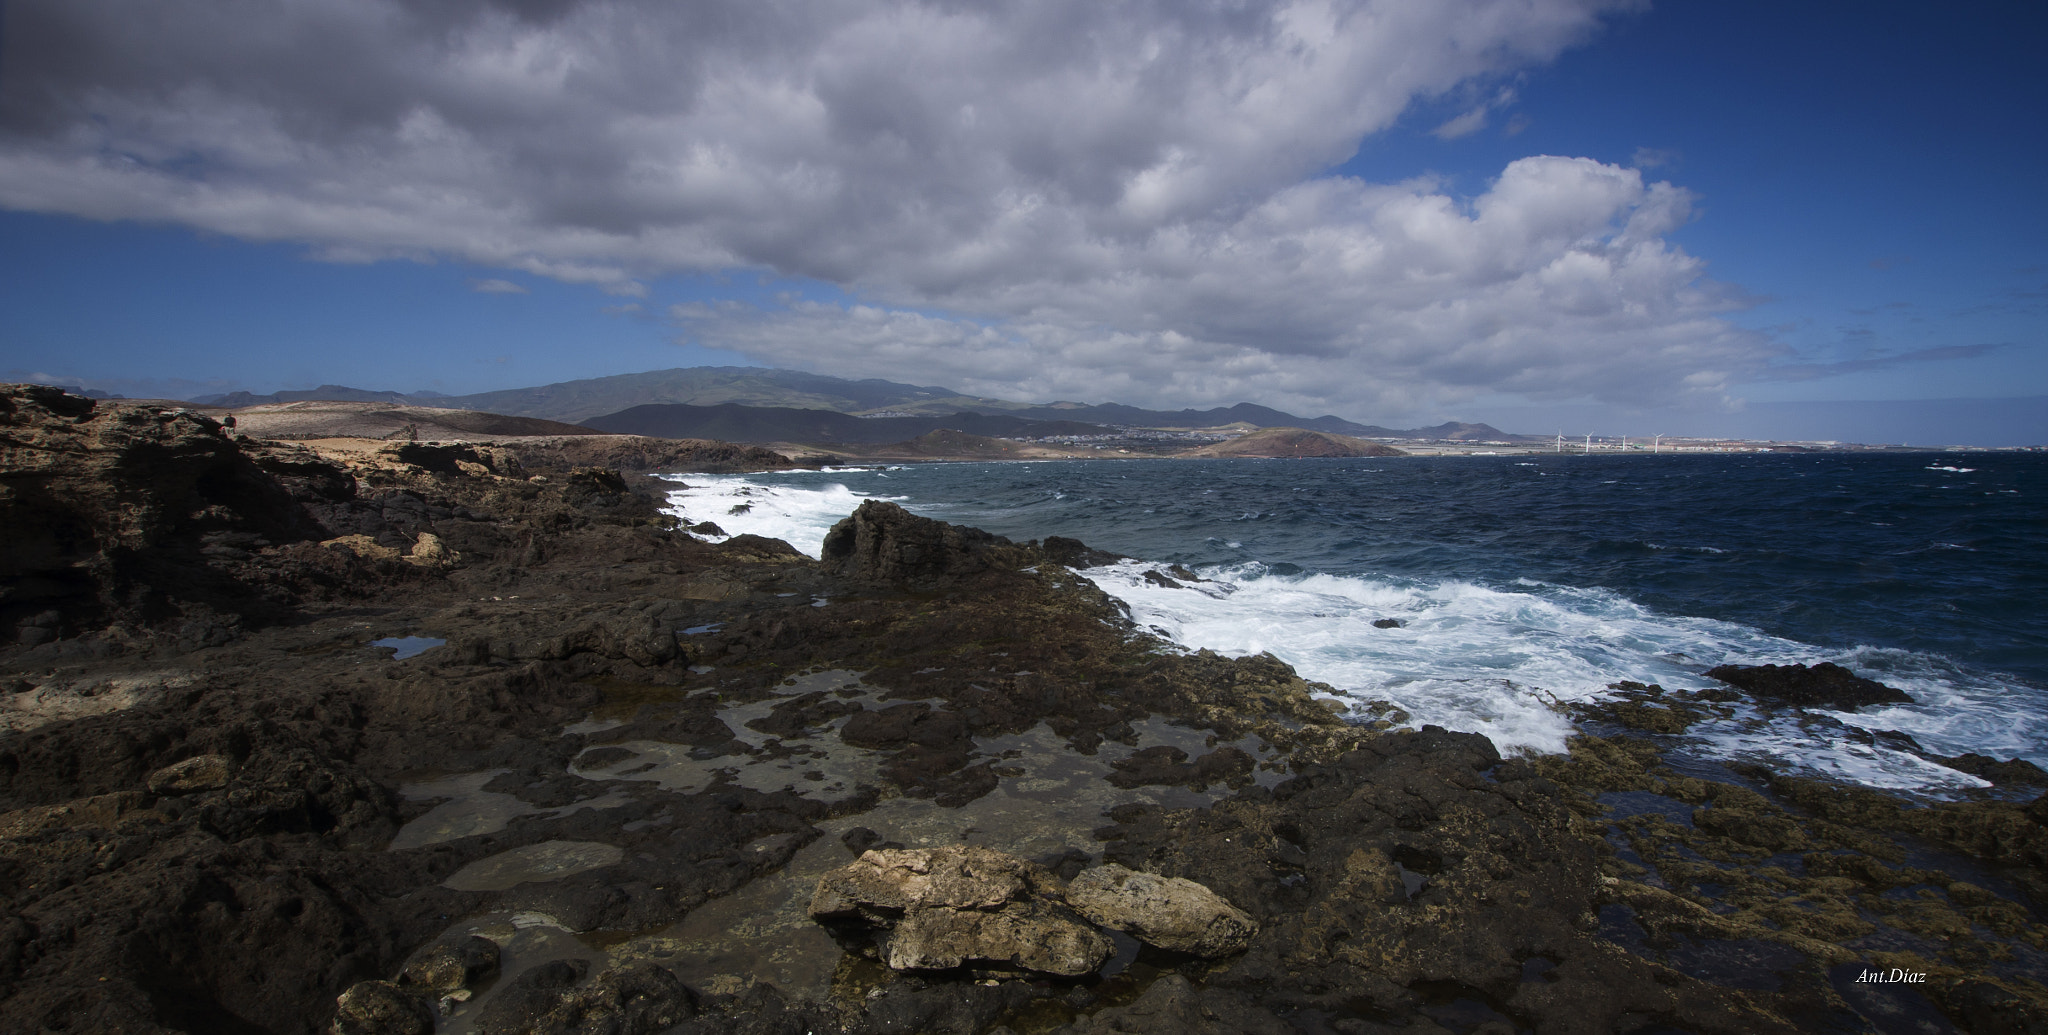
{"left": 1, "top": 386, "right": 2043, "bottom": 1035}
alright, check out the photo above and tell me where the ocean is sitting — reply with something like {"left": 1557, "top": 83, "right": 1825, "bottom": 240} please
{"left": 658, "top": 452, "right": 2048, "bottom": 794}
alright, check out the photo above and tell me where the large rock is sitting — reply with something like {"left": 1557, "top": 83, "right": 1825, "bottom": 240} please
{"left": 329, "top": 980, "right": 433, "bottom": 1035}
{"left": 0, "top": 384, "right": 346, "bottom": 642}
{"left": 1064, "top": 863, "right": 1258, "bottom": 957}
{"left": 810, "top": 845, "right": 1113, "bottom": 976}
{"left": 400, "top": 935, "right": 500, "bottom": 992}
{"left": 1705, "top": 662, "right": 1913, "bottom": 710}
{"left": 809, "top": 845, "right": 1032, "bottom": 920}
{"left": 820, "top": 500, "right": 1033, "bottom": 585}
{"left": 886, "top": 897, "right": 1113, "bottom": 976}
{"left": 144, "top": 754, "right": 232, "bottom": 795}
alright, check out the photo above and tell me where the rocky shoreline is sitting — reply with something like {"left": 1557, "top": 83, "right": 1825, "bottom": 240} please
{"left": 2, "top": 385, "right": 2044, "bottom": 1034}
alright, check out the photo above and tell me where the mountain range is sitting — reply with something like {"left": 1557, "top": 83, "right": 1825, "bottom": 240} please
{"left": 192, "top": 366, "right": 1523, "bottom": 442}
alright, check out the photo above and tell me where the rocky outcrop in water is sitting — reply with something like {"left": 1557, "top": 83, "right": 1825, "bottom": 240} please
{"left": 820, "top": 499, "right": 1036, "bottom": 586}
{"left": 1705, "top": 661, "right": 1915, "bottom": 709}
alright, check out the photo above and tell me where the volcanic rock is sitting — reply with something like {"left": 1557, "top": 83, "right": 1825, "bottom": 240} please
{"left": 1064, "top": 863, "right": 1258, "bottom": 957}
{"left": 810, "top": 845, "right": 1113, "bottom": 976}
{"left": 885, "top": 898, "right": 1113, "bottom": 975}
{"left": 0, "top": 384, "right": 339, "bottom": 640}
{"left": 399, "top": 935, "right": 500, "bottom": 992}
{"left": 820, "top": 500, "right": 1035, "bottom": 585}
{"left": 1705, "top": 661, "right": 1913, "bottom": 709}
{"left": 473, "top": 962, "right": 696, "bottom": 1035}
{"left": 144, "top": 753, "right": 232, "bottom": 794}
{"left": 1039, "top": 535, "right": 1125, "bottom": 569}
{"left": 809, "top": 844, "right": 1034, "bottom": 919}
{"left": 329, "top": 980, "right": 434, "bottom": 1035}
{"left": 1105, "top": 745, "right": 1256, "bottom": 790}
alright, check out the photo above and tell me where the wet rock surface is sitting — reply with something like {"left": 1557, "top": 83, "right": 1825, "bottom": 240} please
{"left": 1705, "top": 660, "right": 1915, "bottom": 709}
{"left": 1, "top": 386, "right": 2044, "bottom": 1034}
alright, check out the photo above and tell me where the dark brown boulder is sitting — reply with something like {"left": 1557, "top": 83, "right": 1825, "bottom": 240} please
{"left": 1704, "top": 661, "right": 1914, "bottom": 710}
{"left": 819, "top": 500, "right": 1034, "bottom": 585}
{"left": 0, "top": 385, "right": 347, "bottom": 643}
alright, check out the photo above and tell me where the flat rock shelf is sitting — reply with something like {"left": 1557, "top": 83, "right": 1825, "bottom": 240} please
{"left": 1, "top": 384, "right": 2044, "bottom": 1035}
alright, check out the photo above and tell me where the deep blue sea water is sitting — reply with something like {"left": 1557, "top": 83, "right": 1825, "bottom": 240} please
{"left": 662, "top": 453, "right": 2048, "bottom": 792}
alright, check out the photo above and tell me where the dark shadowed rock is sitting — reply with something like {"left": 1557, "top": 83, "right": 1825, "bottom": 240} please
{"left": 473, "top": 959, "right": 589, "bottom": 1033}
{"left": 1705, "top": 661, "right": 1914, "bottom": 710}
{"left": 1040, "top": 536, "right": 1124, "bottom": 569}
{"left": 1920, "top": 752, "right": 2048, "bottom": 788}
{"left": 145, "top": 753, "right": 233, "bottom": 794}
{"left": 480, "top": 963, "right": 696, "bottom": 1035}
{"left": 1107, "top": 745, "right": 1255, "bottom": 790}
{"left": 1048, "top": 974, "right": 1293, "bottom": 1035}
{"left": 820, "top": 500, "right": 1034, "bottom": 585}
{"left": 0, "top": 384, "right": 344, "bottom": 640}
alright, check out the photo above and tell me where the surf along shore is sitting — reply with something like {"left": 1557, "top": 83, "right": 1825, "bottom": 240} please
{"left": 2, "top": 384, "right": 2044, "bottom": 1035}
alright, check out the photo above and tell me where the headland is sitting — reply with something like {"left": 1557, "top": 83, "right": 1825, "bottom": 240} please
{"left": 2, "top": 384, "right": 2044, "bottom": 1034}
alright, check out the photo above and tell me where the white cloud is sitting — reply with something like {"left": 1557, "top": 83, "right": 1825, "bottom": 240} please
{"left": 675, "top": 157, "right": 1769, "bottom": 417}
{"left": 469, "top": 277, "right": 527, "bottom": 294}
{"left": 0, "top": 0, "right": 1775, "bottom": 416}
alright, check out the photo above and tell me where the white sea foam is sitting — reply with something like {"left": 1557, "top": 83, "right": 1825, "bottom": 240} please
{"left": 1082, "top": 561, "right": 1805, "bottom": 756}
{"left": 1082, "top": 561, "right": 2042, "bottom": 788}
{"left": 658, "top": 473, "right": 896, "bottom": 558}
{"left": 653, "top": 475, "right": 2042, "bottom": 790}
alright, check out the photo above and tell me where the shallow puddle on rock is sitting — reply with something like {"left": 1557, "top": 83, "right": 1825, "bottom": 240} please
{"left": 565, "top": 670, "right": 900, "bottom": 804}
{"left": 1118, "top": 715, "right": 1290, "bottom": 790}
{"left": 425, "top": 675, "right": 1286, "bottom": 1010}
{"left": 371, "top": 635, "right": 446, "bottom": 659}
{"left": 388, "top": 771, "right": 634, "bottom": 851}
{"left": 589, "top": 721, "right": 1268, "bottom": 1003}
{"left": 390, "top": 771, "right": 531, "bottom": 850}
{"left": 443, "top": 841, "right": 625, "bottom": 892}
{"left": 578, "top": 676, "right": 693, "bottom": 724}
{"left": 606, "top": 833, "right": 853, "bottom": 1002}
{"left": 568, "top": 737, "right": 882, "bottom": 804}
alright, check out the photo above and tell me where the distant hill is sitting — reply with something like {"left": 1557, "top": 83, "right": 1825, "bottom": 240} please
{"left": 195, "top": 385, "right": 422, "bottom": 408}
{"left": 197, "top": 401, "right": 604, "bottom": 441}
{"left": 859, "top": 429, "right": 1040, "bottom": 459}
{"left": 192, "top": 366, "right": 1530, "bottom": 440}
{"left": 580, "top": 403, "right": 1110, "bottom": 443}
{"left": 438, "top": 367, "right": 1016, "bottom": 423}
{"left": 1183, "top": 428, "right": 1407, "bottom": 458}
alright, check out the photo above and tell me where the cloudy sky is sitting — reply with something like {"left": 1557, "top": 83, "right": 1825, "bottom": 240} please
{"left": 2, "top": 0, "right": 2043, "bottom": 442}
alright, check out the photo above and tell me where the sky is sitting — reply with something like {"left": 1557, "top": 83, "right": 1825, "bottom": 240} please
{"left": 1, "top": 0, "right": 2043, "bottom": 444}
